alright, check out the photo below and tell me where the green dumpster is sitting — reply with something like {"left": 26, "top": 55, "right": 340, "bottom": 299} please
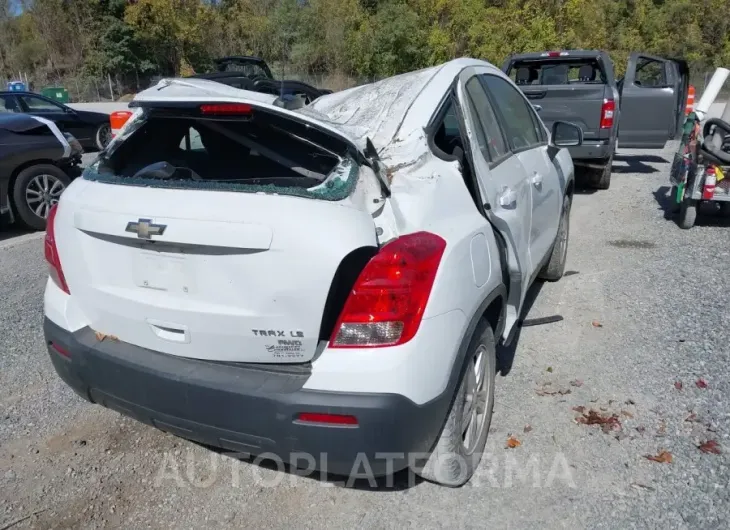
{"left": 41, "top": 87, "right": 69, "bottom": 104}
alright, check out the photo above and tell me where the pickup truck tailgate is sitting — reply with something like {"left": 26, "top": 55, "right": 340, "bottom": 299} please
{"left": 521, "top": 85, "right": 607, "bottom": 141}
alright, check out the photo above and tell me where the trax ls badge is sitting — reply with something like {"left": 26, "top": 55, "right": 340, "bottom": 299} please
{"left": 125, "top": 219, "right": 167, "bottom": 239}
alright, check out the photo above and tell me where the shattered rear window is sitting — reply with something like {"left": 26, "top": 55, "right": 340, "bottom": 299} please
{"left": 83, "top": 108, "right": 360, "bottom": 201}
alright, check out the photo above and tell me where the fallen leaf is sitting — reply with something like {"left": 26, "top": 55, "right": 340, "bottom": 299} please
{"left": 94, "top": 331, "right": 107, "bottom": 342}
{"left": 506, "top": 436, "right": 521, "bottom": 449}
{"left": 636, "top": 426, "right": 646, "bottom": 434}
{"left": 576, "top": 409, "right": 622, "bottom": 433}
{"left": 706, "top": 423, "right": 718, "bottom": 433}
{"left": 572, "top": 405, "right": 586, "bottom": 414}
{"left": 631, "top": 482, "right": 655, "bottom": 491}
{"left": 591, "top": 320, "right": 603, "bottom": 328}
{"left": 523, "top": 424, "right": 532, "bottom": 433}
{"left": 644, "top": 450, "right": 673, "bottom": 463}
{"left": 656, "top": 420, "right": 667, "bottom": 436}
{"left": 108, "top": 335, "right": 119, "bottom": 342}
{"left": 570, "top": 379, "right": 584, "bottom": 387}
{"left": 695, "top": 378, "right": 708, "bottom": 389}
{"left": 621, "top": 410, "right": 634, "bottom": 419}
{"left": 535, "top": 382, "right": 572, "bottom": 396}
{"left": 698, "top": 440, "right": 721, "bottom": 454}
{"left": 546, "top": 366, "right": 553, "bottom": 373}
{"left": 684, "top": 413, "right": 697, "bottom": 423}
{"left": 674, "top": 381, "right": 683, "bottom": 390}
{"left": 625, "top": 399, "right": 636, "bottom": 405}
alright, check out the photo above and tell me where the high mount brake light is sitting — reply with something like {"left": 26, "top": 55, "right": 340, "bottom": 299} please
{"left": 329, "top": 231, "right": 446, "bottom": 349}
{"left": 45, "top": 204, "right": 69, "bottom": 294}
{"left": 199, "top": 103, "right": 253, "bottom": 116}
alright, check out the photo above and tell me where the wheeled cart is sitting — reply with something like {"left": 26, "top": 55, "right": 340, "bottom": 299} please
{"left": 670, "top": 69, "right": 730, "bottom": 229}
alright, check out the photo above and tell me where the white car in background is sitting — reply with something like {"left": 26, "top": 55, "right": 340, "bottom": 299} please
{"left": 43, "top": 58, "right": 582, "bottom": 486}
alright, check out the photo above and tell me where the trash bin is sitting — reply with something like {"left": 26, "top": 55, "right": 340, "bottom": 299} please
{"left": 6, "top": 81, "right": 26, "bottom": 92}
{"left": 41, "top": 87, "right": 70, "bottom": 104}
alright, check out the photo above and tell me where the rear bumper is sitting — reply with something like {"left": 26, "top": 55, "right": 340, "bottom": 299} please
{"left": 44, "top": 318, "right": 450, "bottom": 477}
{"left": 568, "top": 140, "right": 613, "bottom": 162}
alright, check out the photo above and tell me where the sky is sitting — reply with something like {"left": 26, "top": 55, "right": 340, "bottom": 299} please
{"left": 9, "top": 0, "right": 22, "bottom": 16}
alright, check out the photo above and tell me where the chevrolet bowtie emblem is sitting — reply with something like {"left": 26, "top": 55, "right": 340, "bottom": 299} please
{"left": 125, "top": 218, "right": 166, "bottom": 239}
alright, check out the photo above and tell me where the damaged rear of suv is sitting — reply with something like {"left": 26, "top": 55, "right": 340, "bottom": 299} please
{"left": 44, "top": 60, "right": 577, "bottom": 486}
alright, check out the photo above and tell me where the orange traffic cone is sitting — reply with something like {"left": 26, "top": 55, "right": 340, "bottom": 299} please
{"left": 685, "top": 85, "right": 695, "bottom": 115}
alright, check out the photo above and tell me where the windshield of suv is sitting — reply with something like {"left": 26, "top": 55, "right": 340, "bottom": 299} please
{"left": 84, "top": 108, "right": 359, "bottom": 201}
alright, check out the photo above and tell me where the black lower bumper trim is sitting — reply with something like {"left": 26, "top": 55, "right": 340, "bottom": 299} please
{"left": 44, "top": 318, "right": 451, "bottom": 476}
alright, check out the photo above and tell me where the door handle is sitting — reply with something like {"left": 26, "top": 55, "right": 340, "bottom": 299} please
{"left": 498, "top": 188, "right": 517, "bottom": 208}
{"left": 531, "top": 173, "right": 543, "bottom": 187}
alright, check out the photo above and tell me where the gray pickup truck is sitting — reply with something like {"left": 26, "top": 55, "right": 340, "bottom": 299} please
{"left": 502, "top": 50, "right": 689, "bottom": 189}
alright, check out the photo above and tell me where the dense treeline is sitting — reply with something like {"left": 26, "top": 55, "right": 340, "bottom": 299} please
{"left": 1, "top": 0, "right": 729, "bottom": 98}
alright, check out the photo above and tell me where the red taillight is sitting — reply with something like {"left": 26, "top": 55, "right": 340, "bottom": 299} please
{"left": 329, "top": 231, "right": 446, "bottom": 348}
{"left": 200, "top": 103, "right": 253, "bottom": 115}
{"left": 45, "top": 204, "right": 69, "bottom": 294}
{"left": 703, "top": 166, "right": 717, "bottom": 199}
{"left": 296, "top": 413, "right": 358, "bottom": 426}
{"left": 600, "top": 99, "right": 615, "bottom": 129}
{"left": 51, "top": 342, "right": 71, "bottom": 358}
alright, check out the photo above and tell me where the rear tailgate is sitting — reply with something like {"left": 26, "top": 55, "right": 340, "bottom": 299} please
{"left": 519, "top": 85, "right": 607, "bottom": 142}
{"left": 53, "top": 91, "right": 383, "bottom": 364}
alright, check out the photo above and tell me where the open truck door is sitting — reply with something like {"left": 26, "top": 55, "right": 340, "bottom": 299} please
{"left": 617, "top": 52, "right": 689, "bottom": 148}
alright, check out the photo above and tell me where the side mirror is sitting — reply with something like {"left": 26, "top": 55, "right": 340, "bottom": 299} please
{"left": 551, "top": 121, "right": 583, "bottom": 147}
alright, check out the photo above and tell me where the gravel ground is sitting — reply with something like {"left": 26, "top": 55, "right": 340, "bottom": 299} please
{"left": 1, "top": 144, "right": 729, "bottom": 529}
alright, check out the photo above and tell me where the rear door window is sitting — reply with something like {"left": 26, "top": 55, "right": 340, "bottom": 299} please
{"left": 480, "top": 75, "right": 546, "bottom": 150}
{"left": 464, "top": 76, "right": 509, "bottom": 164}
{"left": 0, "top": 95, "right": 20, "bottom": 113}
{"left": 20, "top": 95, "right": 65, "bottom": 112}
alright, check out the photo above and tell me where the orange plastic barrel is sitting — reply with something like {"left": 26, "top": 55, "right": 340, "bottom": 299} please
{"left": 110, "top": 110, "right": 133, "bottom": 138}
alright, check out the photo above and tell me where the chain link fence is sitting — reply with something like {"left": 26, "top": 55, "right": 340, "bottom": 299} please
{"left": 3, "top": 68, "right": 727, "bottom": 104}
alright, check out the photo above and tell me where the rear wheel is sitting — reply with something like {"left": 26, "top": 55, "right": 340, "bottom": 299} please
{"left": 591, "top": 155, "right": 613, "bottom": 190}
{"left": 678, "top": 198, "right": 697, "bottom": 229}
{"left": 95, "top": 123, "right": 112, "bottom": 151}
{"left": 719, "top": 202, "right": 730, "bottom": 216}
{"left": 539, "top": 194, "right": 571, "bottom": 282}
{"left": 416, "top": 320, "right": 495, "bottom": 487}
{"left": 12, "top": 164, "right": 70, "bottom": 231}
{"left": 670, "top": 186, "right": 681, "bottom": 213}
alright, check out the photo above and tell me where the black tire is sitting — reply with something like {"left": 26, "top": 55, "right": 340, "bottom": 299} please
{"left": 95, "top": 122, "right": 112, "bottom": 151}
{"left": 678, "top": 198, "right": 697, "bottom": 230}
{"left": 591, "top": 155, "right": 612, "bottom": 190}
{"left": 719, "top": 202, "right": 730, "bottom": 217}
{"left": 416, "top": 320, "right": 496, "bottom": 487}
{"left": 12, "top": 164, "right": 70, "bottom": 231}
{"left": 670, "top": 186, "right": 681, "bottom": 213}
{"left": 539, "top": 194, "right": 571, "bottom": 282}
